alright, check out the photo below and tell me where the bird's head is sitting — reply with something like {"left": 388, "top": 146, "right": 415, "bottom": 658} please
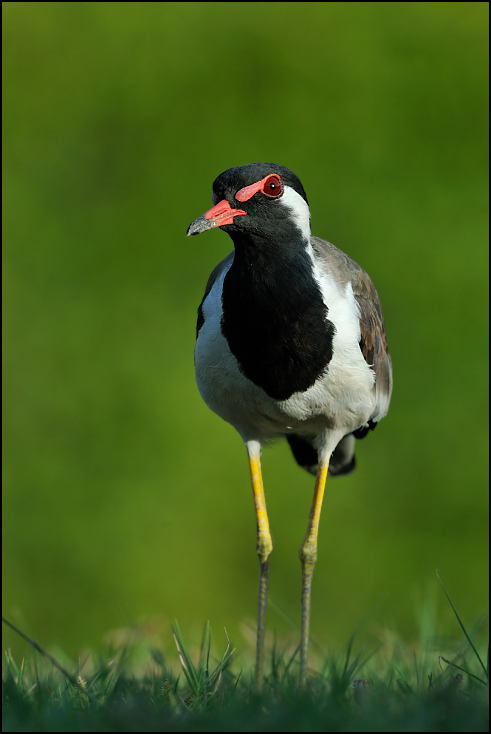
{"left": 187, "top": 163, "right": 311, "bottom": 245}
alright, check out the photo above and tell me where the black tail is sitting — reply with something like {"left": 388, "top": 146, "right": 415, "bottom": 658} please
{"left": 286, "top": 433, "right": 356, "bottom": 477}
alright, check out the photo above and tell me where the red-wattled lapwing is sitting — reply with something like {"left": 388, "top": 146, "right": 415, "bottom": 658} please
{"left": 187, "top": 163, "right": 392, "bottom": 688}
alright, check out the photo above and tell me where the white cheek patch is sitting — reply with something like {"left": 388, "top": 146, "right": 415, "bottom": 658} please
{"left": 280, "top": 186, "right": 311, "bottom": 241}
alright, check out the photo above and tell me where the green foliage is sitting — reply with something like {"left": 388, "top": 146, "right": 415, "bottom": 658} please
{"left": 2, "top": 613, "right": 489, "bottom": 732}
{"left": 2, "top": 1, "right": 489, "bottom": 657}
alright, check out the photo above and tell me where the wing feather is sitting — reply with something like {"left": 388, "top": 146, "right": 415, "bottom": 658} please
{"left": 311, "top": 236, "right": 392, "bottom": 422}
{"left": 196, "top": 251, "right": 234, "bottom": 339}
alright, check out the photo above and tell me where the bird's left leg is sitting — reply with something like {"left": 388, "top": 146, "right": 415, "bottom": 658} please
{"left": 246, "top": 440, "right": 273, "bottom": 690}
{"left": 298, "top": 452, "right": 330, "bottom": 686}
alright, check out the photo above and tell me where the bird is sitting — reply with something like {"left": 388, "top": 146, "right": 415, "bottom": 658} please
{"left": 187, "top": 163, "right": 392, "bottom": 688}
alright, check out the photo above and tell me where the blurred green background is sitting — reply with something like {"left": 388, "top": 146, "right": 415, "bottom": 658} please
{"left": 3, "top": 2, "right": 488, "bottom": 660}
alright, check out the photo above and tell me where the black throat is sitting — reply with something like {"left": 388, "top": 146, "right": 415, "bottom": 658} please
{"left": 221, "top": 231, "right": 335, "bottom": 401}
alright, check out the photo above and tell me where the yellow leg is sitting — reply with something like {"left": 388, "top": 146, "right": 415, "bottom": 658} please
{"left": 248, "top": 450, "right": 273, "bottom": 690}
{"left": 298, "top": 456, "right": 330, "bottom": 687}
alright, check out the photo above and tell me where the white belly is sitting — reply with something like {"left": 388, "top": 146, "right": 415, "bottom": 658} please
{"left": 195, "top": 262, "right": 376, "bottom": 445}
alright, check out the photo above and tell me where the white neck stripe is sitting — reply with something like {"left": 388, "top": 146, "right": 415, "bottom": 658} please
{"left": 280, "top": 186, "right": 311, "bottom": 242}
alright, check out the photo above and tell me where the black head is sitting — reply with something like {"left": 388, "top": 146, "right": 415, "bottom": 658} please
{"left": 212, "top": 163, "right": 308, "bottom": 207}
{"left": 187, "top": 163, "right": 310, "bottom": 246}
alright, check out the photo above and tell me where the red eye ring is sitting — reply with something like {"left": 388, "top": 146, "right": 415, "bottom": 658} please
{"left": 262, "top": 174, "right": 283, "bottom": 198}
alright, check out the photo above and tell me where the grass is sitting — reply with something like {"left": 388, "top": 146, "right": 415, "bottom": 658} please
{"left": 2, "top": 584, "right": 489, "bottom": 732}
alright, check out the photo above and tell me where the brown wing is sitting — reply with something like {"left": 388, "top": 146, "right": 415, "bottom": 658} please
{"left": 311, "top": 236, "right": 393, "bottom": 421}
{"left": 196, "top": 251, "right": 234, "bottom": 339}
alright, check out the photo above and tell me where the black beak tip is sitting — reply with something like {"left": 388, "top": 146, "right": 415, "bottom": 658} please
{"left": 186, "top": 215, "right": 213, "bottom": 237}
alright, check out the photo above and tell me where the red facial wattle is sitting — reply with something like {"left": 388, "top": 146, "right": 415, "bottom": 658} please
{"left": 236, "top": 174, "right": 283, "bottom": 202}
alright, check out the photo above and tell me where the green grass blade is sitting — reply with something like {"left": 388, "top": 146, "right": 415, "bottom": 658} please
{"left": 198, "top": 621, "right": 211, "bottom": 687}
{"left": 436, "top": 571, "right": 488, "bottom": 680}
{"left": 342, "top": 631, "right": 355, "bottom": 678}
{"left": 283, "top": 645, "right": 300, "bottom": 677}
{"left": 205, "top": 624, "right": 212, "bottom": 681}
{"left": 2, "top": 616, "right": 94, "bottom": 703}
{"left": 341, "top": 603, "right": 382, "bottom": 679}
{"left": 172, "top": 620, "right": 199, "bottom": 693}
{"left": 439, "top": 656, "right": 488, "bottom": 686}
{"left": 351, "top": 645, "right": 382, "bottom": 681}
{"left": 268, "top": 599, "right": 324, "bottom": 656}
{"left": 206, "top": 629, "right": 235, "bottom": 689}
{"left": 4, "top": 649, "right": 21, "bottom": 677}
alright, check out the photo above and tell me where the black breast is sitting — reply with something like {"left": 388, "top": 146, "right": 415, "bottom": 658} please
{"left": 221, "top": 247, "right": 335, "bottom": 401}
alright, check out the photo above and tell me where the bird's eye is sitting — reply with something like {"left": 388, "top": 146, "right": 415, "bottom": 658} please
{"left": 212, "top": 192, "right": 219, "bottom": 205}
{"left": 262, "top": 175, "right": 283, "bottom": 198}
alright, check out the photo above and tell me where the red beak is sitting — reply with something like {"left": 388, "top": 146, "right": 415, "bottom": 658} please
{"left": 187, "top": 199, "right": 247, "bottom": 236}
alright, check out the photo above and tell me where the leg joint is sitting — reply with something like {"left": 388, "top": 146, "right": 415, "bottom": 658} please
{"left": 257, "top": 534, "right": 273, "bottom": 565}
{"left": 299, "top": 540, "right": 317, "bottom": 566}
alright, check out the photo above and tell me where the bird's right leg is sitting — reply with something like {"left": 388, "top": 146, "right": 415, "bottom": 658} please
{"left": 298, "top": 454, "right": 330, "bottom": 687}
{"left": 247, "top": 441, "right": 273, "bottom": 690}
